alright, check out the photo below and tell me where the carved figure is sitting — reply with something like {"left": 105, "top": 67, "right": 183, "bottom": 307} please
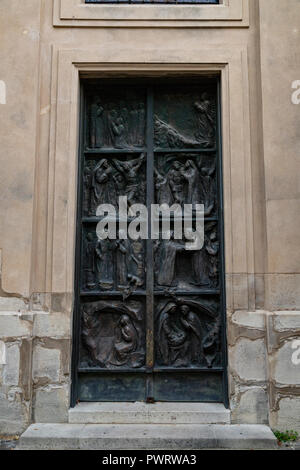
{"left": 158, "top": 303, "right": 187, "bottom": 365}
{"left": 194, "top": 93, "right": 216, "bottom": 147}
{"left": 179, "top": 304, "right": 202, "bottom": 364}
{"left": 181, "top": 159, "right": 200, "bottom": 205}
{"left": 199, "top": 158, "right": 216, "bottom": 215}
{"left": 156, "top": 234, "right": 185, "bottom": 287}
{"left": 191, "top": 222, "right": 219, "bottom": 287}
{"left": 109, "top": 314, "right": 138, "bottom": 366}
{"left": 115, "top": 239, "right": 143, "bottom": 294}
{"left": 84, "top": 233, "right": 97, "bottom": 289}
{"left": 81, "top": 301, "right": 145, "bottom": 368}
{"left": 154, "top": 168, "right": 170, "bottom": 205}
{"left": 157, "top": 301, "right": 202, "bottom": 366}
{"left": 90, "top": 100, "right": 104, "bottom": 148}
{"left": 95, "top": 238, "right": 114, "bottom": 290}
{"left": 111, "top": 116, "right": 128, "bottom": 149}
{"left": 90, "top": 159, "right": 116, "bottom": 213}
{"left": 167, "top": 161, "right": 185, "bottom": 205}
{"left": 202, "top": 317, "right": 221, "bottom": 367}
{"left": 112, "top": 154, "right": 145, "bottom": 207}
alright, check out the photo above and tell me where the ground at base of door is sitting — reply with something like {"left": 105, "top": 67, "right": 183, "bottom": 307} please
{"left": 18, "top": 424, "right": 279, "bottom": 450}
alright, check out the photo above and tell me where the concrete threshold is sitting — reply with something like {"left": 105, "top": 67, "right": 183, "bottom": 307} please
{"left": 18, "top": 424, "right": 278, "bottom": 450}
{"left": 68, "top": 402, "right": 231, "bottom": 425}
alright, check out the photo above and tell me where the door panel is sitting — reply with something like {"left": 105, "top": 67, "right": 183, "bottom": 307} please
{"left": 72, "top": 78, "right": 227, "bottom": 404}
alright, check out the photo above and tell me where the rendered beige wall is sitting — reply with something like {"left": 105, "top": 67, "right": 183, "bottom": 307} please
{"left": 259, "top": 0, "right": 300, "bottom": 310}
{"left": 0, "top": 0, "right": 299, "bottom": 435}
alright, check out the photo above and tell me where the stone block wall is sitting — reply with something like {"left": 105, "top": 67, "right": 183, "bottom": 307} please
{"left": 228, "top": 311, "right": 300, "bottom": 431}
{"left": 0, "top": 295, "right": 71, "bottom": 435}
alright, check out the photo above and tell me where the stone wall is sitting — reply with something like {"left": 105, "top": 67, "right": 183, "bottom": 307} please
{"left": 0, "top": 294, "right": 71, "bottom": 435}
{"left": 229, "top": 311, "right": 300, "bottom": 431}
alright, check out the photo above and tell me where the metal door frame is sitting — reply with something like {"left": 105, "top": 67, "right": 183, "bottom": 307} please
{"left": 71, "top": 76, "right": 228, "bottom": 407}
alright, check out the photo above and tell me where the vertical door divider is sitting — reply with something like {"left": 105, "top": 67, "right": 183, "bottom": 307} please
{"left": 145, "top": 86, "right": 154, "bottom": 402}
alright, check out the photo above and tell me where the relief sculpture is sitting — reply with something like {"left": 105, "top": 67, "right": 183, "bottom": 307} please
{"left": 154, "top": 155, "right": 216, "bottom": 214}
{"left": 81, "top": 300, "right": 145, "bottom": 369}
{"left": 192, "top": 222, "right": 220, "bottom": 288}
{"left": 83, "top": 230, "right": 145, "bottom": 296}
{"left": 154, "top": 91, "right": 216, "bottom": 149}
{"left": 154, "top": 222, "right": 219, "bottom": 290}
{"left": 156, "top": 295, "right": 220, "bottom": 368}
{"left": 112, "top": 153, "right": 145, "bottom": 208}
{"left": 84, "top": 154, "right": 145, "bottom": 216}
{"left": 89, "top": 98, "right": 145, "bottom": 149}
{"left": 155, "top": 235, "right": 185, "bottom": 287}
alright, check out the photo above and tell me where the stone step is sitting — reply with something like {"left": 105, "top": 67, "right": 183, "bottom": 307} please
{"left": 68, "top": 402, "right": 231, "bottom": 425}
{"left": 18, "top": 424, "right": 278, "bottom": 450}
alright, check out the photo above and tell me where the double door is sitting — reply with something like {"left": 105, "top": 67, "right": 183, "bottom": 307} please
{"left": 72, "top": 77, "right": 227, "bottom": 404}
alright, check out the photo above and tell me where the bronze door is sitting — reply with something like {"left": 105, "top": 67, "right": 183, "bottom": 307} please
{"left": 71, "top": 78, "right": 228, "bottom": 404}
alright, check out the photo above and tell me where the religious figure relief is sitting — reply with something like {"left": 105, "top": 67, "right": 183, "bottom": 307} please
{"left": 84, "top": 154, "right": 145, "bottom": 216}
{"left": 88, "top": 99, "right": 145, "bottom": 149}
{"left": 83, "top": 230, "right": 145, "bottom": 296}
{"left": 108, "top": 314, "right": 139, "bottom": 366}
{"left": 154, "top": 91, "right": 216, "bottom": 149}
{"left": 90, "top": 100, "right": 104, "bottom": 148}
{"left": 181, "top": 159, "right": 200, "bottom": 205}
{"left": 154, "top": 155, "right": 216, "bottom": 214}
{"left": 112, "top": 153, "right": 145, "bottom": 208}
{"left": 167, "top": 161, "right": 186, "bottom": 206}
{"left": 82, "top": 164, "right": 93, "bottom": 216}
{"left": 89, "top": 159, "right": 117, "bottom": 214}
{"left": 154, "top": 117, "right": 199, "bottom": 149}
{"left": 194, "top": 93, "right": 216, "bottom": 148}
{"left": 192, "top": 222, "right": 220, "bottom": 288}
{"left": 95, "top": 238, "right": 114, "bottom": 291}
{"left": 156, "top": 296, "right": 219, "bottom": 367}
{"left": 202, "top": 316, "right": 221, "bottom": 368}
{"left": 111, "top": 117, "right": 127, "bottom": 149}
{"left": 155, "top": 234, "right": 185, "bottom": 287}
{"left": 115, "top": 239, "right": 144, "bottom": 298}
{"left": 83, "top": 233, "right": 98, "bottom": 290}
{"left": 154, "top": 168, "right": 173, "bottom": 206}
{"left": 198, "top": 156, "right": 216, "bottom": 216}
{"left": 83, "top": 231, "right": 115, "bottom": 291}
{"left": 81, "top": 301, "right": 145, "bottom": 369}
